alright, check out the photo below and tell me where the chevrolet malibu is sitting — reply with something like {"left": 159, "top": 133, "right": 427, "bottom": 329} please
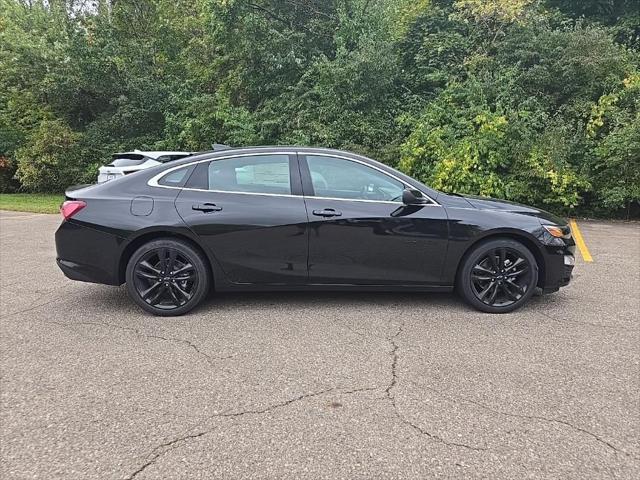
{"left": 55, "top": 147, "right": 575, "bottom": 316}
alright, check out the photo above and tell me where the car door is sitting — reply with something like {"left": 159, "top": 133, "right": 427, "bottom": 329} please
{"left": 300, "top": 153, "right": 449, "bottom": 285}
{"left": 173, "top": 152, "right": 309, "bottom": 285}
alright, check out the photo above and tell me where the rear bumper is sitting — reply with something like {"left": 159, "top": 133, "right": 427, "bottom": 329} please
{"left": 55, "top": 220, "right": 124, "bottom": 285}
{"left": 56, "top": 258, "right": 117, "bottom": 285}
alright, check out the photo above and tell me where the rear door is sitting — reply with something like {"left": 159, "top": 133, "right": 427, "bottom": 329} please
{"left": 300, "top": 153, "right": 449, "bottom": 285}
{"left": 173, "top": 153, "right": 309, "bottom": 285}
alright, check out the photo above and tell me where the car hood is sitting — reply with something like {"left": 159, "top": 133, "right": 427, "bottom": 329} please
{"left": 456, "top": 194, "right": 567, "bottom": 225}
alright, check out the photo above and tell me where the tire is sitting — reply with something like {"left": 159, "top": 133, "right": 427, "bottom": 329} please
{"left": 125, "top": 238, "right": 210, "bottom": 316}
{"left": 458, "top": 238, "right": 538, "bottom": 314}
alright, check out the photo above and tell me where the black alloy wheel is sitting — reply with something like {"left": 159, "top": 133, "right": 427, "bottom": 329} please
{"left": 126, "top": 238, "right": 210, "bottom": 316}
{"left": 459, "top": 239, "right": 538, "bottom": 313}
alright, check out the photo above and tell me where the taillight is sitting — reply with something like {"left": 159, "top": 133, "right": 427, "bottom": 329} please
{"left": 60, "top": 200, "right": 86, "bottom": 219}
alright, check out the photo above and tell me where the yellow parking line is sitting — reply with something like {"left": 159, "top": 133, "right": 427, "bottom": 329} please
{"left": 569, "top": 219, "right": 593, "bottom": 262}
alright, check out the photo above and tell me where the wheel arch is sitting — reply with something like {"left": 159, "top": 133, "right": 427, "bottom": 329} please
{"left": 118, "top": 228, "right": 216, "bottom": 286}
{"left": 454, "top": 230, "right": 546, "bottom": 288}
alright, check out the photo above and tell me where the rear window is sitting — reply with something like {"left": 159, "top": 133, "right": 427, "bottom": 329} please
{"left": 108, "top": 156, "right": 149, "bottom": 167}
{"left": 157, "top": 166, "right": 195, "bottom": 187}
{"left": 206, "top": 155, "right": 291, "bottom": 195}
{"left": 156, "top": 154, "right": 192, "bottom": 163}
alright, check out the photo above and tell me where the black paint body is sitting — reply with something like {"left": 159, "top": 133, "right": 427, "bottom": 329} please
{"left": 55, "top": 147, "right": 575, "bottom": 294}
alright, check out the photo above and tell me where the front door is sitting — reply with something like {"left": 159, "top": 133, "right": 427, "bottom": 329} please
{"left": 300, "top": 154, "right": 449, "bottom": 285}
{"left": 174, "top": 153, "right": 309, "bottom": 285}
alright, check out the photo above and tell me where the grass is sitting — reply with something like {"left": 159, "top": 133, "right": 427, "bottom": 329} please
{"left": 0, "top": 193, "right": 64, "bottom": 214}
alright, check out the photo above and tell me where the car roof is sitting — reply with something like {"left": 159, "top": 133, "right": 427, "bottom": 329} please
{"left": 174, "top": 146, "right": 370, "bottom": 159}
{"left": 166, "top": 146, "right": 396, "bottom": 168}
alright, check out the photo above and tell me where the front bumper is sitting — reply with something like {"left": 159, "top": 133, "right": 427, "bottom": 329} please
{"left": 55, "top": 220, "right": 124, "bottom": 285}
{"left": 541, "top": 246, "right": 575, "bottom": 293}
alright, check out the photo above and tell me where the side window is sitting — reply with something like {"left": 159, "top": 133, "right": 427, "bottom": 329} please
{"left": 306, "top": 155, "right": 405, "bottom": 202}
{"left": 206, "top": 155, "right": 291, "bottom": 195}
{"left": 157, "top": 166, "right": 194, "bottom": 187}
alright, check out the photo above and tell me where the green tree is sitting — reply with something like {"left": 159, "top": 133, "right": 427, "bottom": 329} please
{"left": 587, "top": 74, "right": 640, "bottom": 214}
{"left": 0, "top": 0, "right": 638, "bottom": 216}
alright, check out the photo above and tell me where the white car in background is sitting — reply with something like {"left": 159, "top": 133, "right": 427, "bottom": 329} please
{"left": 97, "top": 150, "right": 194, "bottom": 183}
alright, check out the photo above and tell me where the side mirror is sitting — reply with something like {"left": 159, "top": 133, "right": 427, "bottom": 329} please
{"left": 402, "top": 188, "right": 428, "bottom": 205}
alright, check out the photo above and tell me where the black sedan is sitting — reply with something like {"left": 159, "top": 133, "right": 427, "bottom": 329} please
{"left": 55, "top": 147, "right": 575, "bottom": 315}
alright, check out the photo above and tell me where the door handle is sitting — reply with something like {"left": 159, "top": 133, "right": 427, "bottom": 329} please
{"left": 192, "top": 203, "right": 222, "bottom": 213}
{"left": 312, "top": 208, "right": 342, "bottom": 218}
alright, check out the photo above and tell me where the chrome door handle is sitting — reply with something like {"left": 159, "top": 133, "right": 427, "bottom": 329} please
{"left": 312, "top": 208, "right": 342, "bottom": 218}
{"left": 192, "top": 203, "right": 222, "bottom": 213}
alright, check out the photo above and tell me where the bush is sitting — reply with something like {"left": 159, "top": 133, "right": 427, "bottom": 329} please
{"left": 0, "top": 156, "right": 18, "bottom": 193}
{"left": 15, "top": 120, "right": 86, "bottom": 192}
{"left": 587, "top": 74, "right": 640, "bottom": 213}
{"left": 399, "top": 79, "right": 589, "bottom": 211}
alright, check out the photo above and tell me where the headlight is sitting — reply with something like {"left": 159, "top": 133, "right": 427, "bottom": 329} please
{"left": 542, "top": 224, "right": 572, "bottom": 239}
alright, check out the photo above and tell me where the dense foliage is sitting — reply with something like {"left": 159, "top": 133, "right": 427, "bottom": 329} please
{"left": 1, "top": 0, "right": 638, "bottom": 216}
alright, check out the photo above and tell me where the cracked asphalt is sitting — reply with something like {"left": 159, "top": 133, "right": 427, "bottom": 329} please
{"left": 1, "top": 211, "right": 639, "bottom": 479}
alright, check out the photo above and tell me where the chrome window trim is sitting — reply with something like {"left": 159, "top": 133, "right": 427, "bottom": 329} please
{"left": 147, "top": 150, "right": 440, "bottom": 206}
{"left": 309, "top": 196, "right": 404, "bottom": 205}
{"left": 146, "top": 184, "right": 301, "bottom": 199}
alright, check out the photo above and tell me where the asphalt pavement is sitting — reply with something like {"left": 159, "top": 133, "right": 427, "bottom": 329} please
{"left": 1, "top": 211, "right": 638, "bottom": 479}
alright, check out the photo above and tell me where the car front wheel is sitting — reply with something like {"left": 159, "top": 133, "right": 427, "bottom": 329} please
{"left": 125, "top": 238, "right": 210, "bottom": 316}
{"left": 458, "top": 238, "right": 538, "bottom": 313}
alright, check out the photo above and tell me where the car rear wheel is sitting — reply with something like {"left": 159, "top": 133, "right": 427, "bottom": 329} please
{"left": 125, "top": 238, "right": 210, "bottom": 316}
{"left": 458, "top": 238, "right": 538, "bottom": 313}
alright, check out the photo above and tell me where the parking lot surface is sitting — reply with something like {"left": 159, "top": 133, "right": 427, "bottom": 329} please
{"left": 1, "top": 211, "right": 638, "bottom": 479}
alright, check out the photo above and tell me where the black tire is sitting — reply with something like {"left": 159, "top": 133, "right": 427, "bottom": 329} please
{"left": 458, "top": 238, "right": 538, "bottom": 313}
{"left": 125, "top": 238, "right": 210, "bottom": 316}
